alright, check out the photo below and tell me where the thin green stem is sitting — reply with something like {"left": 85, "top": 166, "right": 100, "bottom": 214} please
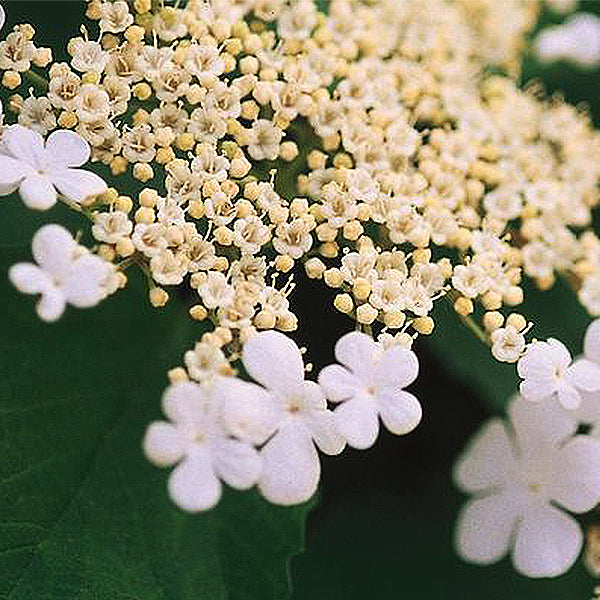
{"left": 445, "top": 290, "right": 490, "bottom": 346}
{"left": 23, "top": 69, "right": 49, "bottom": 91}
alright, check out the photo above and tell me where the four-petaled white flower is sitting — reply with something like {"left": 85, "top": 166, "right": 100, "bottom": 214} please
{"left": 454, "top": 395, "right": 600, "bottom": 578}
{"left": 318, "top": 331, "right": 422, "bottom": 449}
{"left": 215, "top": 331, "right": 345, "bottom": 505}
{"left": 144, "top": 381, "right": 261, "bottom": 512}
{"left": 517, "top": 338, "right": 600, "bottom": 409}
{"left": 0, "top": 125, "right": 106, "bottom": 210}
{"left": 8, "top": 224, "right": 115, "bottom": 321}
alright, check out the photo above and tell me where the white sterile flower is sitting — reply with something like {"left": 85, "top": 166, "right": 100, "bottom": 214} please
{"left": 454, "top": 395, "right": 600, "bottom": 578}
{"left": 318, "top": 331, "right": 422, "bottom": 450}
{"left": 144, "top": 381, "right": 261, "bottom": 512}
{"left": 0, "top": 4, "right": 5, "bottom": 32}
{"left": 8, "top": 224, "right": 115, "bottom": 322}
{"left": 517, "top": 338, "right": 600, "bottom": 409}
{"left": 0, "top": 125, "right": 106, "bottom": 210}
{"left": 214, "top": 331, "right": 345, "bottom": 505}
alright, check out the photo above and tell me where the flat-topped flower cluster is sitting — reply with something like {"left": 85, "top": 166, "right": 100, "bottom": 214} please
{"left": 3, "top": 0, "right": 600, "bottom": 584}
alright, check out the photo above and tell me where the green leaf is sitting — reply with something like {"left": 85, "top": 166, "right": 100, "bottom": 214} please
{"left": 0, "top": 233, "right": 313, "bottom": 599}
{"left": 423, "top": 278, "right": 592, "bottom": 411}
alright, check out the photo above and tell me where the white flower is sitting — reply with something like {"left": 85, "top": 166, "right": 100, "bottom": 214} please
{"left": 144, "top": 381, "right": 261, "bottom": 512}
{"left": 517, "top": 338, "right": 600, "bottom": 409}
{"left": 318, "top": 331, "right": 422, "bottom": 449}
{"left": 0, "top": 125, "right": 106, "bottom": 210}
{"left": 8, "top": 224, "right": 116, "bottom": 322}
{"left": 214, "top": 331, "right": 345, "bottom": 505}
{"left": 454, "top": 395, "right": 600, "bottom": 578}
{"left": 0, "top": 5, "right": 5, "bottom": 32}
{"left": 534, "top": 13, "right": 600, "bottom": 69}
{"left": 491, "top": 326, "right": 526, "bottom": 363}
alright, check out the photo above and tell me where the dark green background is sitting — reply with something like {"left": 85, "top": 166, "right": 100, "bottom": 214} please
{"left": 1, "top": 2, "right": 599, "bottom": 598}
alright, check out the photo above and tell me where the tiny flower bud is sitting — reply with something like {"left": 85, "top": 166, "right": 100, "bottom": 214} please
{"left": 483, "top": 311, "right": 504, "bottom": 331}
{"left": 305, "top": 257, "right": 325, "bottom": 279}
{"left": 353, "top": 277, "right": 371, "bottom": 301}
{"left": 356, "top": 303, "right": 378, "bottom": 325}
{"left": 413, "top": 316, "right": 435, "bottom": 335}
{"left": 324, "top": 267, "right": 343, "bottom": 288}
{"left": 333, "top": 293, "right": 353, "bottom": 314}
{"left": 133, "top": 162, "right": 154, "bottom": 182}
{"left": 168, "top": 367, "right": 188, "bottom": 384}
{"left": 454, "top": 296, "right": 473, "bottom": 316}
{"left": 275, "top": 255, "right": 294, "bottom": 272}
{"left": 149, "top": 287, "right": 169, "bottom": 307}
{"left": 189, "top": 304, "right": 208, "bottom": 321}
{"left": 506, "top": 313, "right": 527, "bottom": 332}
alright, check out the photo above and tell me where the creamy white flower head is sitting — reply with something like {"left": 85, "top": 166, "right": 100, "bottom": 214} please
{"left": 9, "top": 224, "right": 115, "bottom": 321}
{"left": 214, "top": 331, "right": 345, "bottom": 506}
{"left": 454, "top": 395, "right": 600, "bottom": 578}
{"left": 0, "top": 125, "right": 106, "bottom": 210}
{"left": 318, "top": 331, "right": 422, "bottom": 450}
{"left": 517, "top": 338, "right": 600, "bottom": 409}
{"left": 144, "top": 381, "right": 261, "bottom": 512}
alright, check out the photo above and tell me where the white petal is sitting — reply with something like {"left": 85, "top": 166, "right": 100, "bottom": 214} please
{"left": 519, "top": 377, "right": 557, "bottom": 402}
{"left": 36, "top": 288, "right": 66, "bottom": 322}
{"left": 162, "top": 381, "right": 205, "bottom": 423}
{"left": 2, "top": 125, "right": 45, "bottom": 167}
{"left": 212, "top": 438, "right": 261, "bottom": 490}
{"left": 547, "top": 338, "right": 573, "bottom": 367}
{"left": 63, "top": 254, "right": 110, "bottom": 308}
{"left": 0, "top": 154, "right": 31, "bottom": 194}
{"left": 377, "top": 389, "right": 422, "bottom": 436}
{"left": 566, "top": 358, "right": 600, "bottom": 392}
{"left": 334, "top": 331, "right": 380, "bottom": 383}
{"left": 453, "top": 419, "right": 517, "bottom": 492}
{"left": 0, "top": 5, "right": 5, "bottom": 32}
{"left": 143, "top": 421, "right": 185, "bottom": 467}
{"left": 302, "top": 408, "right": 345, "bottom": 455}
{"left": 168, "top": 450, "right": 222, "bottom": 512}
{"left": 455, "top": 493, "right": 519, "bottom": 565}
{"left": 242, "top": 331, "right": 304, "bottom": 393}
{"left": 45, "top": 129, "right": 90, "bottom": 167}
{"left": 508, "top": 394, "right": 576, "bottom": 452}
{"left": 213, "top": 377, "right": 279, "bottom": 445}
{"left": 549, "top": 436, "right": 600, "bottom": 513}
{"left": 373, "top": 347, "right": 419, "bottom": 390}
{"left": 334, "top": 394, "right": 379, "bottom": 450}
{"left": 8, "top": 263, "right": 50, "bottom": 294}
{"left": 19, "top": 174, "right": 57, "bottom": 210}
{"left": 318, "top": 364, "right": 362, "bottom": 403}
{"left": 574, "top": 390, "right": 600, "bottom": 425}
{"left": 51, "top": 168, "right": 107, "bottom": 203}
{"left": 513, "top": 505, "right": 582, "bottom": 578}
{"left": 584, "top": 319, "right": 600, "bottom": 363}
{"left": 31, "top": 224, "right": 76, "bottom": 277}
{"left": 556, "top": 383, "right": 582, "bottom": 410}
{"left": 259, "top": 423, "right": 320, "bottom": 505}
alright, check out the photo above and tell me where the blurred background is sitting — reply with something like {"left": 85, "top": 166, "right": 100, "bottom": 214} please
{"left": 3, "top": 2, "right": 600, "bottom": 598}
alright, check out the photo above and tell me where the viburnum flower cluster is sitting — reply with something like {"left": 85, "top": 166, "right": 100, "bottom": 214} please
{"left": 3, "top": 0, "right": 600, "bottom": 585}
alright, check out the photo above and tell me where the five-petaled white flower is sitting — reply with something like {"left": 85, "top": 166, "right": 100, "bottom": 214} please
{"left": 215, "top": 331, "right": 345, "bottom": 506}
{"left": 0, "top": 125, "right": 106, "bottom": 210}
{"left": 517, "top": 338, "right": 600, "bottom": 409}
{"left": 8, "top": 224, "right": 115, "bottom": 321}
{"left": 144, "top": 381, "right": 262, "bottom": 512}
{"left": 318, "top": 331, "right": 422, "bottom": 450}
{"left": 454, "top": 395, "right": 600, "bottom": 578}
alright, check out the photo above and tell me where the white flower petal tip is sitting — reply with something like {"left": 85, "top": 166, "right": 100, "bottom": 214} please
{"left": 9, "top": 224, "right": 116, "bottom": 322}
{"left": 453, "top": 394, "right": 600, "bottom": 578}
{"left": 517, "top": 338, "right": 600, "bottom": 409}
{"left": 320, "top": 331, "right": 422, "bottom": 448}
{"left": 0, "top": 124, "right": 104, "bottom": 210}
